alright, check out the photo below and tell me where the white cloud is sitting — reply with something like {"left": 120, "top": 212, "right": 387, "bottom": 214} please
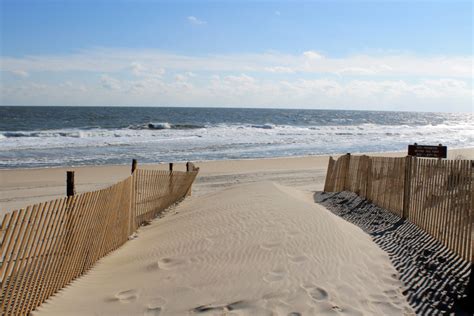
{"left": 1, "top": 48, "right": 472, "bottom": 78}
{"left": 1, "top": 75, "right": 471, "bottom": 112}
{"left": 1, "top": 48, "right": 472, "bottom": 111}
{"left": 100, "top": 74, "right": 121, "bottom": 90}
{"left": 10, "top": 70, "right": 29, "bottom": 78}
{"left": 130, "top": 62, "right": 146, "bottom": 76}
{"left": 335, "top": 67, "right": 377, "bottom": 75}
{"left": 264, "top": 66, "right": 294, "bottom": 73}
{"left": 174, "top": 72, "right": 197, "bottom": 83}
{"left": 303, "top": 51, "right": 323, "bottom": 60}
{"left": 175, "top": 74, "right": 187, "bottom": 82}
{"left": 187, "top": 16, "right": 206, "bottom": 25}
{"left": 130, "top": 62, "right": 165, "bottom": 78}
{"left": 60, "top": 81, "right": 87, "bottom": 92}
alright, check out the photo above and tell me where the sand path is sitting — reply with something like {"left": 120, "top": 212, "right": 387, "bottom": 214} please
{"left": 35, "top": 181, "right": 413, "bottom": 315}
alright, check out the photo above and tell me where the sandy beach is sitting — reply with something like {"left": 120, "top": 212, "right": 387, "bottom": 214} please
{"left": 1, "top": 148, "right": 472, "bottom": 315}
{"left": 34, "top": 181, "right": 414, "bottom": 315}
{"left": 1, "top": 148, "right": 472, "bottom": 215}
{"left": 2, "top": 1, "right": 472, "bottom": 314}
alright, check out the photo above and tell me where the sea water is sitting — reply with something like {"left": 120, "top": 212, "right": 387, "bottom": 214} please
{"left": 0, "top": 106, "right": 472, "bottom": 169}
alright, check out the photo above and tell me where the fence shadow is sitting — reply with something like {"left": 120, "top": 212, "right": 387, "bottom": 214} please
{"left": 316, "top": 191, "right": 471, "bottom": 315}
{"left": 324, "top": 154, "right": 473, "bottom": 263}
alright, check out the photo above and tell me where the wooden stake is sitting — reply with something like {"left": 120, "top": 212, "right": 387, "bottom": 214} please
{"left": 66, "top": 171, "right": 75, "bottom": 197}
{"left": 343, "top": 153, "right": 351, "bottom": 191}
{"left": 402, "top": 156, "right": 412, "bottom": 219}
{"left": 169, "top": 163, "right": 174, "bottom": 172}
{"left": 131, "top": 159, "right": 137, "bottom": 174}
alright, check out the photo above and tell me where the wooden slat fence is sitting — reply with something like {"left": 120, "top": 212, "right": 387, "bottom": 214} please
{"left": 407, "top": 158, "right": 472, "bottom": 262}
{"left": 324, "top": 154, "right": 473, "bottom": 263}
{"left": 132, "top": 169, "right": 199, "bottom": 231}
{"left": 0, "top": 166, "right": 199, "bottom": 315}
{"left": 323, "top": 154, "right": 350, "bottom": 193}
{"left": 365, "top": 156, "right": 406, "bottom": 217}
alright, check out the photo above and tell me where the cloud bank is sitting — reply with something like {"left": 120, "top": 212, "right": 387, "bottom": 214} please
{"left": 1, "top": 48, "right": 472, "bottom": 112}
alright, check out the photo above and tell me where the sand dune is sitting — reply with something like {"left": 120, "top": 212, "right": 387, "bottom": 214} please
{"left": 35, "top": 182, "right": 413, "bottom": 315}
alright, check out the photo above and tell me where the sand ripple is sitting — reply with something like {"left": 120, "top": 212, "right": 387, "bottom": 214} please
{"left": 34, "top": 182, "right": 413, "bottom": 316}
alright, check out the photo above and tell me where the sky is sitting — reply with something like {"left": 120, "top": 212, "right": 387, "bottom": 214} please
{"left": 0, "top": 0, "right": 472, "bottom": 112}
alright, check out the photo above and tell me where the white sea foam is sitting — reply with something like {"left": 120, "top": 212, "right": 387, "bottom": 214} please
{"left": 251, "top": 123, "right": 275, "bottom": 129}
{"left": 147, "top": 122, "right": 171, "bottom": 130}
{"left": 0, "top": 122, "right": 472, "bottom": 168}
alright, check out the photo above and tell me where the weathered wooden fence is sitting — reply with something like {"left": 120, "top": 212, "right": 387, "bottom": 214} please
{"left": 0, "top": 164, "right": 199, "bottom": 315}
{"left": 324, "top": 154, "right": 473, "bottom": 263}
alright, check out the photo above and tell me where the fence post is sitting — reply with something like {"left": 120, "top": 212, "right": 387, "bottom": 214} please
{"left": 131, "top": 159, "right": 137, "bottom": 174}
{"left": 360, "top": 155, "right": 368, "bottom": 198}
{"left": 402, "top": 155, "right": 412, "bottom": 219}
{"left": 129, "top": 159, "right": 137, "bottom": 235}
{"left": 324, "top": 157, "right": 334, "bottom": 192}
{"left": 185, "top": 162, "right": 192, "bottom": 196}
{"left": 169, "top": 163, "right": 174, "bottom": 172}
{"left": 366, "top": 156, "right": 372, "bottom": 202}
{"left": 343, "top": 153, "right": 351, "bottom": 191}
{"left": 66, "top": 171, "right": 75, "bottom": 197}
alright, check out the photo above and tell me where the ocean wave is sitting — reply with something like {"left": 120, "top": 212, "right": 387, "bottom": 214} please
{"left": 173, "top": 123, "right": 206, "bottom": 129}
{"left": 148, "top": 122, "right": 171, "bottom": 130}
{"left": 2, "top": 131, "right": 81, "bottom": 138}
{"left": 128, "top": 122, "right": 206, "bottom": 130}
{"left": 251, "top": 124, "right": 275, "bottom": 129}
{"left": 0, "top": 124, "right": 207, "bottom": 139}
{"left": 0, "top": 130, "right": 113, "bottom": 139}
{"left": 1, "top": 121, "right": 472, "bottom": 141}
{"left": 1, "top": 121, "right": 472, "bottom": 168}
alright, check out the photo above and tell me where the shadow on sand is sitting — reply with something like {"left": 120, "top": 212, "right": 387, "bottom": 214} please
{"left": 314, "top": 191, "right": 472, "bottom": 316}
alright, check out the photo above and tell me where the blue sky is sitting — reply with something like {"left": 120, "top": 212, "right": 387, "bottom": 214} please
{"left": 1, "top": 0, "right": 472, "bottom": 111}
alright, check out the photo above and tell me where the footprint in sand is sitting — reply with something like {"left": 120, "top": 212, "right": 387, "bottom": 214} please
{"left": 115, "top": 289, "right": 139, "bottom": 303}
{"left": 383, "top": 289, "right": 400, "bottom": 299}
{"left": 144, "top": 306, "right": 161, "bottom": 316}
{"left": 308, "top": 287, "right": 328, "bottom": 301}
{"left": 144, "top": 297, "right": 166, "bottom": 316}
{"left": 332, "top": 305, "right": 343, "bottom": 312}
{"left": 301, "top": 284, "right": 328, "bottom": 302}
{"left": 288, "top": 254, "right": 308, "bottom": 263}
{"left": 263, "top": 269, "right": 286, "bottom": 283}
{"left": 260, "top": 241, "right": 282, "bottom": 250}
{"left": 193, "top": 300, "right": 273, "bottom": 315}
{"left": 145, "top": 262, "right": 160, "bottom": 272}
{"left": 158, "top": 257, "right": 187, "bottom": 270}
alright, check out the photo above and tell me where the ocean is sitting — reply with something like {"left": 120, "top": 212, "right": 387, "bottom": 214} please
{"left": 0, "top": 106, "right": 472, "bottom": 169}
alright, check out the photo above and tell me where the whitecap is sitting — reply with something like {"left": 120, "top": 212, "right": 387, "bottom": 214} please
{"left": 251, "top": 124, "right": 275, "bottom": 129}
{"left": 148, "top": 122, "right": 171, "bottom": 130}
